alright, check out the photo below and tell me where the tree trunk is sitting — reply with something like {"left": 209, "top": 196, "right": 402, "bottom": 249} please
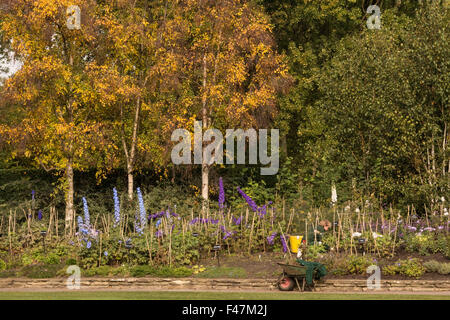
{"left": 127, "top": 164, "right": 134, "bottom": 201}
{"left": 121, "top": 97, "right": 141, "bottom": 201}
{"left": 65, "top": 158, "right": 75, "bottom": 237}
{"left": 202, "top": 162, "right": 209, "bottom": 210}
{"left": 201, "top": 53, "right": 209, "bottom": 211}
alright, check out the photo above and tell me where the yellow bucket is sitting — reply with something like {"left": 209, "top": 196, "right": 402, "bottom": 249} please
{"left": 289, "top": 235, "right": 303, "bottom": 253}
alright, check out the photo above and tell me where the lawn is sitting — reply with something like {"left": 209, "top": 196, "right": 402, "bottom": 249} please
{"left": 0, "top": 291, "right": 449, "bottom": 300}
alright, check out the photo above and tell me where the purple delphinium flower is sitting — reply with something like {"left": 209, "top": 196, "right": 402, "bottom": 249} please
{"left": 209, "top": 219, "right": 219, "bottom": 224}
{"left": 233, "top": 216, "right": 242, "bottom": 225}
{"left": 257, "top": 202, "right": 273, "bottom": 218}
{"left": 219, "top": 177, "right": 225, "bottom": 209}
{"left": 86, "top": 241, "right": 92, "bottom": 249}
{"left": 38, "top": 210, "right": 43, "bottom": 220}
{"left": 223, "top": 231, "right": 235, "bottom": 240}
{"left": 82, "top": 197, "right": 90, "bottom": 228}
{"left": 77, "top": 216, "right": 88, "bottom": 235}
{"left": 237, "top": 187, "right": 258, "bottom": 212}
{"left": 156, "top": 219, "right": 162, "bottom": 228}
{"left": 135, "top": 209, "right": 143, "bottom": 235}
{"left": 155, "top": 230, "right": 163, "bottom": 238}
{"left": 280, "top": 234, "right": 288, "bottom": 253}
{"left": 31, "top": 190, "right": 35, "bottom": 201}
{"left": 267, "top": 232, "right": 277, "bottom": 245}
{"left": 104, "top": 251, "right": 108, "bottom": 257}
{"left": 136, "top": 187, "right": 147, "bottom": 231}
{"left": 113, "top": 188, "right": 120, "bottom": 227}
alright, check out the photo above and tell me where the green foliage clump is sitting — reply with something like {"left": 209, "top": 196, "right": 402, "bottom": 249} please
{"left": 304, "top": 244, "right": 327, "bottom": 260}
{"left": 0, "top": 259, "right": 6, "bottom": 272}
{"left": 83, "top": 266, "right": 113, "bottom": 277}
{"left": 130, "top": 265, "right": 193, "bottom": 278}
{"left": 0, "top": 270, "right": 16, "bottom": 278}
{"left": 19, "top": 264, "right": 65, "bottom": 278}
{"left": 423, "top": 260, "right": 450, "bottom": 275}
{"left": 382, "top": 258, "right": 426, "bottom": 278}
{"left": 404, "top": 233, "right": 449, "bottom": 256}
{"left": 194, "top": 267, "right": 248, "bottom": 279}
{"left": 344, "top": 255, "right": 374, "bottom": 275}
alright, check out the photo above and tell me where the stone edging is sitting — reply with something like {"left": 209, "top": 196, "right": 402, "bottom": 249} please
{"left": 0, "top": 278, "right": 449, "bottom": 292}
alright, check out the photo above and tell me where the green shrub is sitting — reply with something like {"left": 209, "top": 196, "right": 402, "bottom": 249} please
{"left": 111, "top": 266, "right": 130, "bottom": 276}
{"left": 423, "top": 260, "right": 450, "bottom": 275}
{"left": 43, "top": 252, "right": 61, "bottom": 265}
{"left": 21, "top": 254, "right": 34, "bottom": 267}
{"left": 194, "top": 267, "right": 247, "bottom": 279}
{"left": 0, "top": 270, "right": 16, "bottom": 278}
{"left": 19, "top": 264, "right": 64, "bottom": 278}
{"left": 304, "top": 244, "right": 327, "bottom": 260}
{"left": 66, "top": 258, "right": 77, "bottom": 266}
{"left": 401, "top": 259, "right": 426, "bottom": 278}
{"left": 0, "top": 259, "right": 6, "bottom": 272}
{"left": 83, "top": 266, "right": 112, "bottom": 277}
{"left": 382, "top": 264, "right": 399, "bottom": 276}
{"left": 344, "top": 255, "right": 374, "bottom": 275}
{"left": 130, "top": 265, "right": 155, "bottom": 277}
{"left": 130, "top": 265, "right": 193, "bottom": 278}
{"left": 382, "top": 258, "right": 426, "bottom": 278}
{"left": 156, "top": 266, "right": 193, "bottom": 278}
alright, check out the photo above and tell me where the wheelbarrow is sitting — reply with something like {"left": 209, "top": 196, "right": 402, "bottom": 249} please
{"left": 276, "top": 263, "right": 317, "bottom": 292}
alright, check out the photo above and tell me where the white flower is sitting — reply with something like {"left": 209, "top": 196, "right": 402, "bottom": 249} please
{"left": 444, "top": 208, "right": 449, "bottom": 216}
{"left": 372, "top": 232, "right": 383, "bottom": 239}
{"left": 345, "top": 205, "right": 351, "bottom": 212}
{"left": 352, "top": 232, "right": 362, "bottom": 238}
{"left": 355, "top": 207, "right": 360, "bottom": 213}
{"left": 331, "top": 183, "right": 337, "bottom": 204}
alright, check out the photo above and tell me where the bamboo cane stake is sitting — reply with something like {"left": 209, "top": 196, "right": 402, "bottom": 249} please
{"left": 248, "top": 212, "right": 256, "bottom": 255}
{"left": 55, "top": 208, "right": 59, "bottom": 239}
{"left": 278, "top": 222, "right": 293, "bottom": 262}
{"left": 13, "top": 210, "right": 16, "bottom": 234}
{"left": 149, "top": 224, "right": 154, "bottom": 265}
{"left": 98, "top": 232, "right": 102, "bottom": 266}
{"left": 392, "top": 214, "right": 399, "bottom": 257}
{"left": 286, "top": 208, "right": 294, "bottom": 234}
{"left": 8, "top": 211, "right": 12, "bottom": 255}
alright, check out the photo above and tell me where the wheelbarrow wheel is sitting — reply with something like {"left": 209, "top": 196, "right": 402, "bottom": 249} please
{"left": 278, "top": 276, "right": 295, "bottom": 291}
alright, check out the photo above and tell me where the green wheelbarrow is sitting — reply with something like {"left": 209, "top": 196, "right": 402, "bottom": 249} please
{"left": 276, "top": 262, "right": 321, "bottom": 292}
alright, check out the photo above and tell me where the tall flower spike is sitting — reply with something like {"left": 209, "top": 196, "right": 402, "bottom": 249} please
{"left": 113, "top": 188, "right": 120, "bottom": 227}
{"left": 82, "top": 197, "right": 90, "bottom": 228}
{"left": 136, "top": 187, "right": 147, "bottom": 231}
{"left": 331, "top": 183, "right": 337, "bottom": 205}
{"left": 237, "top": 187, "right": 258, "bottom": 212}
{"left": 218, "top": 177, "right": 225, "bottom": 209}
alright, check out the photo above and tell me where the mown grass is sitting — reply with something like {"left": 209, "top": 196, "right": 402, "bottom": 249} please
{"left": 0, "top": 291, "right": 448, "bottom": 300}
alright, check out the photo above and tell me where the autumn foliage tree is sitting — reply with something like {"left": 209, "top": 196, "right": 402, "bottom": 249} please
{"left": 0, "top": 0, "right": 116, "bottom": 235}
{"left": 159, "top": 0, "right": 292, "bottom": 206}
